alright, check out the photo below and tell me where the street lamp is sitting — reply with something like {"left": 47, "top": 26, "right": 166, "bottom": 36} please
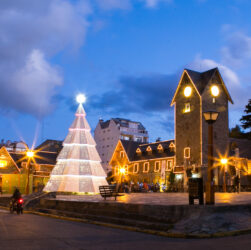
{"left": 203, "top": 111, "right": 219, "bottom": 205}
{"left": 25, "top": 150, "right": 34, "bottom": 195}
{"left": 221, "top": 158, "right": 228, "bottom": 192}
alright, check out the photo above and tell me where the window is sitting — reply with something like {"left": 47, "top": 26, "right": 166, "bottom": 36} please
{"left": 169, "top": 142, "right": 175, "bottom": 152}
{"left": 146, "top": 146, "right": 152, "bottom": 155}
{"left": 166, "top": 160, "right": 173, "bottom": 171}
{"left": 143, "top": 162, "right": 149, "bottom": 173}
{"left": 184, "top": 147, "right": 190, "bottom": 158}
{"left": 133, "top": 163, "right": 139, "bottom": 173}
{"left": 125, "top": 165, "right": 128, "bottom": 175}
{"left": 157, "top": 144, "right": 163, "bottom": 152}
{"left": 154, "top": 161, "right": 160, "bottom": 172}
{"left": 114, "top": 166, "right": 119, "bottom": 175}
{"left": 120, "top": 151, "right": 125, "bottom": 158}
{"left": 184, "top": 103, "right": 190, "bottom": 113}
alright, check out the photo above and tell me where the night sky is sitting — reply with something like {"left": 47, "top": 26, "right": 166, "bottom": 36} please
{"left": 0, "top": 0, "right": 250, "bottom": 147}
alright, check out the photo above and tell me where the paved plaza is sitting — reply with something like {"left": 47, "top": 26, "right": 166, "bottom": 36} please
{"left": 55, "top": 192, "right": 251, "bottom": 206}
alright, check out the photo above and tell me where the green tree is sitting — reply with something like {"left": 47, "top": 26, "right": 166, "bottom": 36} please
{"left": 240, "top": 99, "right": 251, "bottom": 131}
{"left": 229, "top": 125, "right": 245, "bottom": 139}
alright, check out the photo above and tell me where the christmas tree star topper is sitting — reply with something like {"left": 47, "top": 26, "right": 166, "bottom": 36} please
{"left": 76, "top": 94, "right": 86, "bottom": 104}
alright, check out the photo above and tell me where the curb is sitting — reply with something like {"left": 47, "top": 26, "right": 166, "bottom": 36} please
{"left": 1, "top": 205, "right": 251, "bottom": 239}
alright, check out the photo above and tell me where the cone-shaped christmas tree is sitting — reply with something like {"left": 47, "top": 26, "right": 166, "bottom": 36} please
{"left": 44, "top": 99, "right": 108, "bottom": 193}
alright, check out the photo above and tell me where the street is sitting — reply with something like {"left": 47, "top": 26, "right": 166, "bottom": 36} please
{"left": 0, "top": 209, "right": 251, "bottom": 250}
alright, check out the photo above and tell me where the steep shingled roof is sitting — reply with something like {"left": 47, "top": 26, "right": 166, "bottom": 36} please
{"left": 171, "top": 67, "right": 233, "bottom": 105}
{"left": 99, "top": 118, "right": 146, "bottom": 131}
{"left": 120, "top": 139, "right": 175, "bottom": 162}
{"left": 9, "top": 151, "right": 58, "bottom": 168}
{"left": 185, "top": 68, "right": 217, "bottom": 95}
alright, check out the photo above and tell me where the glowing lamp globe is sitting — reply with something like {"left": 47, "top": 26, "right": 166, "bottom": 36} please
{"left": 211, "top": 85, "right": 219, "bottom": 97}
{"left": 120, "top": 168, "right": 125, "bottom": 174}
{"left": 76, "top": 94, "right": 86, "bottom": 104}
{"left": 220, "top": 158, "right": 228, "bottom": 165}
{"left": 26, "top": 151, "right": 34, "bottom": 158}
{"left": 184, "top": 86, "right": 192, "bottom": 97}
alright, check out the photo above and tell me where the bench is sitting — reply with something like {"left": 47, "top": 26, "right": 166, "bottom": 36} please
{"left": 99, "top": 185, "right": 123, "bottom": 200}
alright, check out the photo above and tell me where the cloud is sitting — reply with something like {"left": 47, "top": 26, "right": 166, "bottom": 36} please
{"left": 140, "top": 0, "right": 173, "bottom": 8}
{"left": 221, "top": 31, "right": 251, "bottom": 67}
{"left": 188, "top": 56, "right": 251, "bottom": 110}
{"left": 0, "top": 0, "right": 90, "bottom": 117}
{"left": 188, "top": 56, "right": 240, "bottom": 87}
{"left": 95, "top": 0, "right": 131, "bottom": 10}
{"left": 89, "top": 73, "right": 178, "bottom": 114}
{"left": 95, "top": 0, "right": 172, "bottom": 10}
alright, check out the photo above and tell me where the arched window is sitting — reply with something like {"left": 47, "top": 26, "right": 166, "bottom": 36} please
{"left": 143, "top": 162, "right": 149, "bottom": 173}
{"left": 154, "top": 161, "right": 160, "bottom": 172}
{"left": 133, "top": 163, "right": 139, "bottom": 173}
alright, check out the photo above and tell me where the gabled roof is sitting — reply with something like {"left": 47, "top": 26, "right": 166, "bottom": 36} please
{"left": 119, "top": 139, "right": 175, "bottom": 162}
{"left": 171, "top": 67, "right": 233, "bottom": 105}
{"left": 9, "top": 151, "right": 58, "bottom": 167}
{"left": 120, "top": 140, "right": 141, "bottom": 161}
{"left": 35, "top": 139, "right": 63, "bottom": 153}
{"left": 99, "top": 118, "right": 147, "bottom": 131}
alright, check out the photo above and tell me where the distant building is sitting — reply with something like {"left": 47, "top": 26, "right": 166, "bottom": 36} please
{"left": 94, "top": 118, "right": 149, "bottom": 172}
{"left": 0, "top": 142, "right": 60, "bottom": 194}
{"left": 0, "top": 139, "right": 28, "bottom": 152}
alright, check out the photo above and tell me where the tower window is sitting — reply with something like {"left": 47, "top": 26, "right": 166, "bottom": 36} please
{"left": 184, "top": 103, "right": 190, "bottom": 113}
{"left": 120, "top": 151, "right": 125, "bottom": 158}
{"left": 184, "top": 147, "right": 190, "bottom": 158}
{"left": 143, "top": 162, "right": 149, "bottom": 173}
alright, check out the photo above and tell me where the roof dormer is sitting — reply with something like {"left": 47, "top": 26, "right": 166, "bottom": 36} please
{"left": 157, "top": 144, "right": 163, "bottom": 153}
{"left": 136, "top": 147, "right": 142, "bottom": 155}
{"left": 146, "top": 146, "right": 152, "bottom": 155}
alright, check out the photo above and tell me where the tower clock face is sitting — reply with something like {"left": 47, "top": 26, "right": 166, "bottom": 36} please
{"left": 211, "top": 85, "right": 219, "bottom": 97}
{"left": 184, "top": 86, "right": 192, "bottom": 97}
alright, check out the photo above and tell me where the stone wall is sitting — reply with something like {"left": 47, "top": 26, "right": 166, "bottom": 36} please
{"left": 175, "top": 73, "right": 201, "bottom": 167}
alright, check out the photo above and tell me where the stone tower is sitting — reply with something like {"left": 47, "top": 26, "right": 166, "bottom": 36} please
{"left": 171, "top": 68, "right": 233, "bottom": 180}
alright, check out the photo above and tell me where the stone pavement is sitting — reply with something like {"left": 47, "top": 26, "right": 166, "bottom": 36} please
{"left": 55, "top": 192, "right": 251, "bottom": 206}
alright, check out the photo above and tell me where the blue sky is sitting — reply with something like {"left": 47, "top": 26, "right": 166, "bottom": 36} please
{"left": 0, "top": 0, "right": 250, "bottom": 147}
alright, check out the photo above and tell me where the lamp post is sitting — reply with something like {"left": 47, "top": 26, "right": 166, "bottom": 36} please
{"left": 203, "top": 111, "right": 219, "bottom": 205}
{"left": 25, "top": 150, "right": 34, "bottom": 195}
{"left": 220, "top": 158, "right": 228, "bottom": 192}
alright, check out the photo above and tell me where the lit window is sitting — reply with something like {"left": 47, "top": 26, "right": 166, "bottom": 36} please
{"left": 136, "top": 148, "right": 141, "bottom": 154}
{"left": 166, "top": 160, "right": 173, "bottom": 171}
{"left": 133, "top": 163, "right": 139, "bottom": 173}
{"left": 114, "top": 166, "right": 119, "bottom": 175}
{"left": 125, "top": 165, "right": 128, "bottom": 175}
{"left": 120, "top": 151, "right": 125, "bottom": 158}
{"left": 184, "top": 147, "right": 190, "bottom": 158}
{"left": 143, "top": 162, "right": 149, "bottom": 173}
{"left": 146, "top": 146, "right": 152, "bottom": 152}
{"left": 184, "top": 103, "right": 190, "bottom": 113}
{"left": 0, "top": 160, "right": 7, "bottom": 167}
{"left": 157, "top": 144, "right": 163, "bottom": 152}
{"left": 154, "top": 161, "right": 160, "bottom": 172}
{"left": 211, "top": 85, "right": 219, "bottom": 97}
{"left": 169, "top": 142, "right": 175, "bottom": 152}
{"left": 184, "top": 86, "right": 192, "bottom": 97}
